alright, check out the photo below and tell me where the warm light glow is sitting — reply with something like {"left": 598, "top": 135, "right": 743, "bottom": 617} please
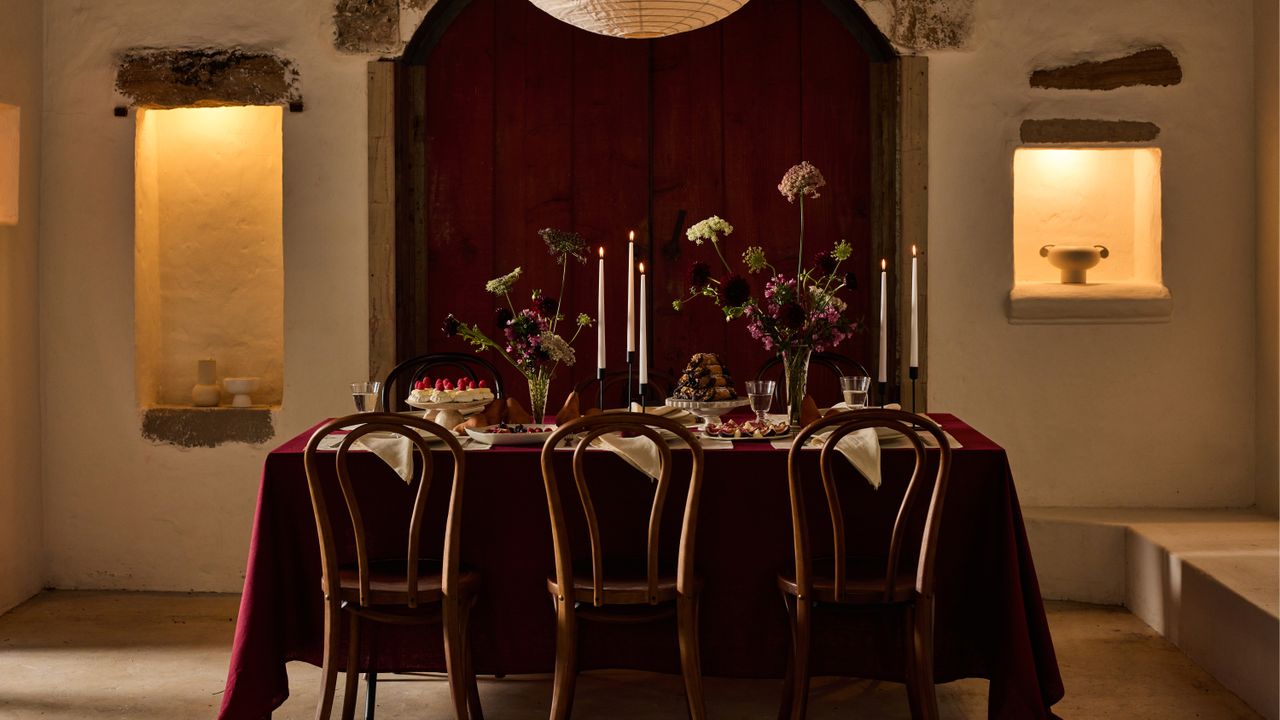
{"left": 638, "top": 261, "right": 645, "bottom": 274}
{"left": 0, "top": 103, "right": 17, "bottom": 226}
{"left": 629, "top": 230, "right": 635, "bottom": 242}
{"left": 911, "top": 245, "right": 917, "bottom": 257}
{"left": 1013, "top": 147, "right": 1163, "bottom": 285}
{"left": 599, "top": 246, "right": 604, "bottom": 258}
{"left": 881, "top": 259, "right": 886, "bottom": 270}
{"left": 135, "top": 105, "right": 285, "bottom": 407}
{"left": 528, "top": 0, "right": 746, "bottom": 39}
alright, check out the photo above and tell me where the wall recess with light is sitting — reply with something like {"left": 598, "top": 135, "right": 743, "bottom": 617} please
{"left": 134, "top": 106, "right": 284, "bottom": 413}
{"left": 1008, "top": 146, "right": 1172, "bottom": 324}
{"left": 0, "top": 104, "right": 18, "bottom": 226}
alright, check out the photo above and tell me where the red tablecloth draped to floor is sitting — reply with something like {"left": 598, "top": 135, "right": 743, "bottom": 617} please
{"left": 218, "top": 414, "right": 1063, "bottom": 719}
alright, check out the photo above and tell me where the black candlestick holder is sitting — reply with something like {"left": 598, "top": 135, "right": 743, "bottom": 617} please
{"left": 597, "top": 368, "right": 606, "bottom": 411}
{"left": 638, "top": 383, "right": 649, "bottom": 413}
{"left": 909, "top": 365, "right": 919, "bottom": 414}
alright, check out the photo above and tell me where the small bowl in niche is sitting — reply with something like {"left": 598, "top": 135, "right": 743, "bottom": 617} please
{"left": 1040, "top": 244, "right": 1110, "bottom": 284}
{"left": 223, "top": 377, "right": 260, "bottom": 407}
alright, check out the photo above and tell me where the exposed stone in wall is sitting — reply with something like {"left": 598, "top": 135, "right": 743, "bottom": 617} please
{"left": 1020, "top": 118, "right": 1161, "bottom": 144}
{"left": 1031, "top": 46, "right": 1182, "bottom": 91}
{"left": 116, "top": 48, "right": 300, "bottom": 108}
{"left": 141, "top": 408, "right": 275, "bottom": 448}
{"left": 334, "top": 0, "right": 401, "bottom": 54}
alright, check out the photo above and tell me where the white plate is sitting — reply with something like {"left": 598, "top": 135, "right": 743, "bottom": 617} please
{"left": 701, "top": 432, "right": 789, "bottom": 442}
{"left": 405, "top": 398, "right": 490, "bottom": 414}
{"left": 464, "top": 424, "right": 558, "bottom": 446}
{"left": 664, "top": 397, "right": 750, "bottom": 411}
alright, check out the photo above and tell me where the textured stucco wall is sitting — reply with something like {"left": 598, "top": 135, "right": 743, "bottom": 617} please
{"left": 1256, "top": 0, "right": 1279, "bottom": 516}
{"left": 41, "top": 0, "right": 370, "bottom": 591}
{"left": 929, "top": 0, "right": 1259, "bottom": 506}
{"left": 0, "top": 0, "right": 44, "bottom": 613}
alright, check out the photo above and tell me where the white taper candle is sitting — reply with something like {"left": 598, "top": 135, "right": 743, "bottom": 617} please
{"left": 639, "top": 263, "right": 648, "bottom": 386}
{"left": 878, "top": 259, "right": 887, "bottom": 384}
{"left": 910, "top": 246, "right": 919, "bottom": 368}
{"left": 626, "top": 231, "right": 635, "bottom": 354}
{"left": 598, "top": 246, "right": 606, "bottom": 370}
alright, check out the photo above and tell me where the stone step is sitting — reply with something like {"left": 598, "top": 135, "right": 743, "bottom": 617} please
{"left": 1024, "top": 508, "right": 1279, "bottom": 720}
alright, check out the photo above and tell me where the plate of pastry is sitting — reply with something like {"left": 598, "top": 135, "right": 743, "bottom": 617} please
{"left": 665, "top": 352, "right": 750, "bottom": 422}
{"left": 702, "top": 419, "right": 791, "bottom": 441}
{"left": 404, "top": 376, "right": 495, "bottom": 413}
{"left": 464, "top": 423, "right": 558, "bottom": 446}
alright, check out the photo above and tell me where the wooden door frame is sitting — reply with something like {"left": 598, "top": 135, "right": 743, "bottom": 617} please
{"left": 367, "top": 1, "right": 929, "bottom": 408}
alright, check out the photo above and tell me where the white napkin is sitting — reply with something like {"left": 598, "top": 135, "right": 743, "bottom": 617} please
{"left": 318, "top": 430, "right": 479, "bottom": 483}
{"left": 592, "top": 433, "right": 664, "bottom": 480}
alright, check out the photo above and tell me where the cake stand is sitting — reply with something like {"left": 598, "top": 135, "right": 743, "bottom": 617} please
{"left": 664, "top": 397, "right": 750, "bottom": 425}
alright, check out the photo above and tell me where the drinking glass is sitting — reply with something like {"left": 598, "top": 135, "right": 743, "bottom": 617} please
{"left": 839, "top": 375, "right": 871, "bottom": 409}
{"left": 745, "top": 380, "right": 776, "bottom": 424}
{"left": 351, "top": 381, "right": 382, "bottom": 413}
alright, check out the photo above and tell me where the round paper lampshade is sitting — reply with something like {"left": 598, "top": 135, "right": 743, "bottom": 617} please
{"left": 527, "top": 0, "right": 748, "bottom": 38}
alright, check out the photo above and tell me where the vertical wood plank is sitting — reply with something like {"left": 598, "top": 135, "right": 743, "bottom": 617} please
{"left": 897, "top": 55, "right": 928, "bottom": 410}
{"left": 368, "top": 60, "right": 397, "bottom": 382}
{"left": 394, "top": 62, "right": 428, "bottom": 361}
{"left": 869, "top": 59, "right": 898, "bottom": 403}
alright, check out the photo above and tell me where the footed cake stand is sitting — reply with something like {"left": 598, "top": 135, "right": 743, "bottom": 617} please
{"left": 664, "top": 397, "right": 750, "bottom": 425}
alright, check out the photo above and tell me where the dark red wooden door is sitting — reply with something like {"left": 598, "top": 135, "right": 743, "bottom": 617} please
{"left": 416, "top": 0, "right": 874, "bottom": 408}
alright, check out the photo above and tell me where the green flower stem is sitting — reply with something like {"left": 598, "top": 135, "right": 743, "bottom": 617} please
{"left": 551, "top": 260, "right": 569, "bottom": 335}
{"left": 711, "top": 240, "right": 733, "bottom": 274}
{"left": 797, "top": 195, "right": 805, "bottom": 283}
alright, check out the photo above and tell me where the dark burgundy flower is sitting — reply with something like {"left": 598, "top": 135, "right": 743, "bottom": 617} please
{"left": 720, "top": 274, "right": 752, "bottom": 307}
{"left": 688, "top": 261, "right": 713, "bottom": 290}
{"left": 494, "top": 306, "right": 513, "bottom": 329}
{"left": 533, "top": 294, "right": 558, "bottom": 317}
{"left": 843, "top": 270, "right": 858, "bottom": 291}
{"left": 442, "top": 314, "right": 461, "bottom": 338}
{"left": 779, "top": 302, "right": 807, "bottom": 330}
{"left": 813, "top": 250, "right": 837, "bottom": 276}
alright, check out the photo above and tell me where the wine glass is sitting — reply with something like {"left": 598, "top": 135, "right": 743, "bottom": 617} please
{"left": 839, "top": 375, "right": 871, "bottom": 409}
{"left": 351, "top": 381, "right": 382, "bottom": 413}
{"left": 744, "top": 380, "right": 776, "bottom": 424}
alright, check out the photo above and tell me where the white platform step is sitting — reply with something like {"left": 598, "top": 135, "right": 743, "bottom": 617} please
{"left": 1024, "top": 508, "right": 1279, "bottom": 720}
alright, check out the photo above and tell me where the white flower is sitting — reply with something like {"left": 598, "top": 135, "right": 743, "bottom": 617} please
{"left": 540, "top": 331, "right": 576, "bottom": 365}
{"left": 686, "top": 216, "right": 734, "bottom": 246}
{"left": 486, "top": 267, "right": 522, "bottom": 295}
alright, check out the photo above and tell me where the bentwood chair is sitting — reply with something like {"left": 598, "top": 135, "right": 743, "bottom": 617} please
{"left": 778, "top": 409, "right": 953, "bottom": 720}
{"left": 381, "top": 352, "right": 506, "bottom": 412}
{"left": 304, "top": 412, "right": 483, "bottom": 720}
{"left": 756, "top": 351, "right": 873, "bottom": 405}
{"left": 572, "top": 369, "right": 675, "bottom": 409}
{"left": 540, "top": 413, "right": 707, "bottom": 720}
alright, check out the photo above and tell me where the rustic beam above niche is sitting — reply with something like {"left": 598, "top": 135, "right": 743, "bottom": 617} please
{"left": 1020, "top": 118, "right": 1160, "bottom": 144}
{"left": 116, "top": 48, "right": 300, "bottom": 108}
{"left": 1030, "top": 46, "right": 1182, "bottom": 91}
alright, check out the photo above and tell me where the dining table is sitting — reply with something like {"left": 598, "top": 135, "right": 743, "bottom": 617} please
{"left": 217, "top": 412, "right": 1063, "bottom": 719}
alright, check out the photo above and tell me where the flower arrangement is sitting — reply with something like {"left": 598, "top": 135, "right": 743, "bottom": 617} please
{"left": 444, "top": 228, "right": 594, "bottom": 421}
{"left": 673, "top": 161, "right": 860, "bottom": 425}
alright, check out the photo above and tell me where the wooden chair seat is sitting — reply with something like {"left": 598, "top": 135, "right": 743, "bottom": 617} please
{"left": 777, "top": 557, "right": 916, "bottom": 604}
{"left": 546, "top": 569, "right": 703, "bottom": 606}
{"left": 337, "top": 558, "right": 481, "bottom": 606}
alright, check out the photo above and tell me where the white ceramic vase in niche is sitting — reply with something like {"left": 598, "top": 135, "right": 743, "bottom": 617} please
{"left": 1040, "top": 244, "right": 1110, "bottom": 284}
{"left": 224, "top": 377, "right": 261, "bottom": 408}
{"left": 192, "top": 359, "right": 220, "bottom": 407}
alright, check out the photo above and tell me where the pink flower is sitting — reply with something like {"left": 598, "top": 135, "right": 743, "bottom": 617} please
{"left": 778, "top": 161, "right": 826, "bottom": 203}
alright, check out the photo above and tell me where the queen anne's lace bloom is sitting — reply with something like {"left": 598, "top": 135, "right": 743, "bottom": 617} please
{"left": 486, "top": 267, "right": 523, "bottom": 295}
{"left": 539, "top": 332, "right": 576, "bottom": 365}
{"left": 686, "top": 215, "right": 734, "bottom": 245}
{"left": 778, "top": 161, "right": 826, "bottom": 203}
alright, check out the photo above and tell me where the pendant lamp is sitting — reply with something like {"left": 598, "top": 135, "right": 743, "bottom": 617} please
{"left": 527, "top": 0, "right": 748, "bottom": 39}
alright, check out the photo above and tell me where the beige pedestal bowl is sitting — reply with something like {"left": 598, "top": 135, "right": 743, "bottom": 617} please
{"left": 1039, "top": 244, "right": 1110, "bottom": 284}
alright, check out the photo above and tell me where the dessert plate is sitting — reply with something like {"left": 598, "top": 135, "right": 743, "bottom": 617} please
{"left": 464, "top": 424, "right": 558, "bottom": 446}
{"left": 405, "top": 398, "right": 490, "bottom": 415}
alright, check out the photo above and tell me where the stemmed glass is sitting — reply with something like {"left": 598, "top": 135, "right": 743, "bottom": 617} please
{"left": 351, "top": 381, "right": 382, "bottom": 413}
{"left": 744, "top": 380, "right": 776, "bottom": 424}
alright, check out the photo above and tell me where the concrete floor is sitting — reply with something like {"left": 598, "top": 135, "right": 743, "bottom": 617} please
{"left": 0, "top": 591, "right": 1264, "bottom": 719}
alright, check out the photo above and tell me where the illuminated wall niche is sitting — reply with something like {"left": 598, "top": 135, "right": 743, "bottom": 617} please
{"left": 1010, "top": 147, "right": 1171, "bottom": 323}
{"left": 135, "top": 106, "right": 284, "bottom": 407}
{"left": 0, "top": 104, "right": 17, "bottom": 226}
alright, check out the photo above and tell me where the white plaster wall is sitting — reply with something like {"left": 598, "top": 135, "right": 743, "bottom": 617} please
{"left": 41, "top": 0, "right": 370, "bottom": 591}
{"left": 1257, "top": 0, "right": 1279, "bottom": 516}
{"left": 0, "top": 0, "right": 44, "bottom": 612}
{"left": 928, "top": 0, "right": 1259, "bottom": 506}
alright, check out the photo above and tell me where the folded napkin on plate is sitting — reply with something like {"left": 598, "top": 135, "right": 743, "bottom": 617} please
{"left": 355, "top": 433, "right": 416, "bottom": 482}
{"left": 789, "top": 404, "right": 903, "bottom": 490}
{"left": 592, "top": 433, "right": 664, "bottom": 480}
{"left": 608, "top": 403, "right": 699, "bottom": 426}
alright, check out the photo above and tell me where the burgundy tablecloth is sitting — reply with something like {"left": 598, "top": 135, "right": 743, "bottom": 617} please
{"left": 218, "top": 414, "right": 1062, "bottom": 719}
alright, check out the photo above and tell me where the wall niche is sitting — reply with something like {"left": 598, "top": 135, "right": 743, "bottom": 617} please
{"left": 134, "top": 106, "right": 284, "bottom": 410}
{"left": 0, "top": 104, "right": 17, "bottom": 226}
{"left": 1009, "top": 146, "right": 1172, "bottom": 324}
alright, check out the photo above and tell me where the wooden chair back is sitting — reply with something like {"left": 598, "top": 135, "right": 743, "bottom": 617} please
{"left": 541, "top": 413, "right": 704, "bottom": 606}
{"left": 381, "top": 352, "right": 506, "bottom": 411}
{"left": 303, "top": 412, "right": 467, "bottom": 609}
{"left": 787, "top": 409, "right": 952, "bottom": 603}
{"left": 574, "top": 370, "right": 675, "bottom": 408}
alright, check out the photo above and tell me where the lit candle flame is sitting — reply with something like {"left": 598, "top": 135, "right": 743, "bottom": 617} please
{"left": 912, "top": 245, "right": 917, "bottom": 257}
{"left": 629, "top": 230, "right": 635, "bottom": 242}
{"left": 881, "top": 259, "right": 886, "bottom": 270}
{"left": 599, "top": 246, "right": 604, "bottom": 258}
{"left": 638, "top": 261, "right": 645, "bottom": 274}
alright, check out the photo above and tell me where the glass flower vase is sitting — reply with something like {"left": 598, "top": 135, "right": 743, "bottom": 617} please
{"left": 781, "top": 345, "right": 812, "bottom": 428}
{"left": 527, "top": 373, "right": 551, "bottom": 423}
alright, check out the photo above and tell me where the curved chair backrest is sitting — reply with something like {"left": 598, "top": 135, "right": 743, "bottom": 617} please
{"left": 786, "top": 409, "right": 952, "bottom": 603}
{"left": 541, "top": 413, "right": 705, "bottom": 606}
{"left": 573, "top": 370, "right": 675, "bottom": 408}
{"left": 381, "top": 352, "right": 506, "bottom": 412}
{"left": 303, "top": 412, "right": 467, "bottom": 609}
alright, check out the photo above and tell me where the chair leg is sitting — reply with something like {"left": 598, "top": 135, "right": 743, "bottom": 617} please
{"left": 788, "top": 598, "right": 813, "bottom": 720}
{"left": 776, "top": 594, "right": 797, "bottom": 720}
{"left": 341, "top": 612, "right": 362, "bottom": 720}
{"left": 443, "top": 597, "right": 472, "bottom": 720}
{"left": 315, "top": 600, "right": 342, "bottom": 720}
{"left": 677, "top": 595, "right": 707, "bottom": 720}
{"left": 549, "top": 596, "right": 578, "bottom": 720}
{"left": 903, "top": 605, "right": 923, "bottom": 719}
{"left": 908, "top": 598, "right": 939, "bottom": 720}
{"left": 463, "top": 598, "right": 484, "bottom": 720}
{"left": 364, "top": 672, "right": 377, "bottom": 720}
